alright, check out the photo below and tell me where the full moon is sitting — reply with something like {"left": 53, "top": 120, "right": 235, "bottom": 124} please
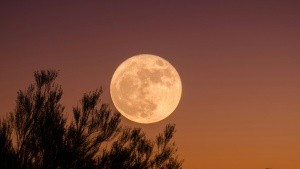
{"left": 110, "top": 54, "right": 182, "bottom": 124}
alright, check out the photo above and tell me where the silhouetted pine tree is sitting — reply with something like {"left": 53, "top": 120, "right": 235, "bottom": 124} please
{"left": 0, "top": 70, "right": 183, "bottom": 169}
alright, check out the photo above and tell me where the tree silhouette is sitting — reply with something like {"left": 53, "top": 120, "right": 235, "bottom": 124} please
{"left": 0, "top": 70, "right": 183, "bottom": 169}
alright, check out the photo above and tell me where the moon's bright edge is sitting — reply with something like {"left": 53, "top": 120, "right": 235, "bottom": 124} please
{"left": 110, "top": 54, "right": 182, "bottom": 124}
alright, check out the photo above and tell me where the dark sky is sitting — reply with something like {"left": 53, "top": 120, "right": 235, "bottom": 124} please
{"left": 1, "top": 1, "right": 300, "bottom": 168}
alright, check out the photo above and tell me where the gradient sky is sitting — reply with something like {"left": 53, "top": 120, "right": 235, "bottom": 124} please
{"left": 1, "top": 1, "right": 300, "bottom": 168}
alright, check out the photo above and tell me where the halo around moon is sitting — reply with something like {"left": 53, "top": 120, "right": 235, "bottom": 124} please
{"left": 110, "top": 54, "right": 182, "bottom": 124}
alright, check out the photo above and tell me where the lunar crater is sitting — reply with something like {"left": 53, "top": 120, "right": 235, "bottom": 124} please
{"left": 110, "top": 54, "right": 182, "bottom": 123}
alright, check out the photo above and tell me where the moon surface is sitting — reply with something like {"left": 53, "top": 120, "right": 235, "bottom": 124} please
{"left": 110, "top": 54, "right": 182, "bottom": 124}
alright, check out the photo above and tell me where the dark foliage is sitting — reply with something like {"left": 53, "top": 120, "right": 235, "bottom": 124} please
{"left": 0, "top": 70, "right": 183, "bottom": 169}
